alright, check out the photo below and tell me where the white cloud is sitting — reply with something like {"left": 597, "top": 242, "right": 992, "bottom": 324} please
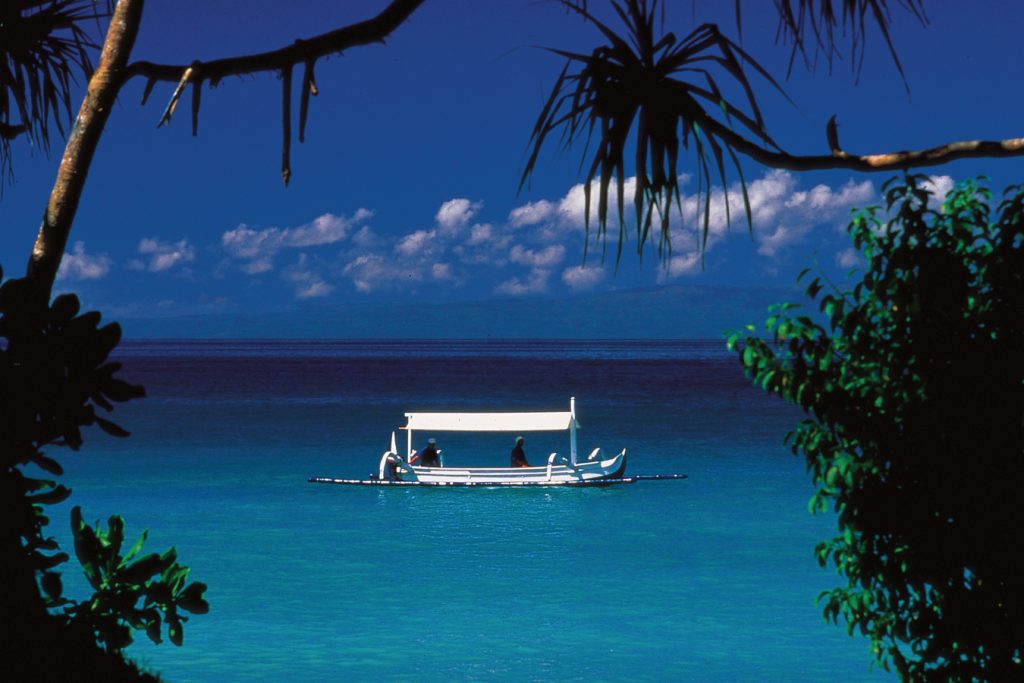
{"left": 395, "top": 229, "right": 437, "bottom": 257}
{"left": 528, "top": 170, "right": 875, "bottom": 271}
{"left": 241, "top": 259, "right": 273, "bottom": 275}
{"left": 923, "top": 175, "right": 954, "bottom": 210}
{"left": 342, "top": 253, "right": 420, "bottom": 293}
{"left": 836, "top": 247, "right": 862, "bottom": 269}
{"left": 222, "top": 209, "right": 371, "bottom": 270}
{"left": 561, "top": 265, "right": 606, "bottom": 291}
{"left": 296, "top": 281, "right": 333, "bottom": 299}
{"left": 351, "top": 225, "right": 381, "bottom": 248}
{"left": 556, "top": 178, "right": 636, "bottom": 230}
{"left": 435, "top": 198, "right": 482, "bottom": 236}
{"left": 495, "top": 268, "right": 552, "bottom": 295}
{"left": 282, "top": 253, "right": 333, "bottom": 299}
{"left": 509, "top": 244, "right": 565, "bottom": 268}
{"left": 508, "top": 199, "right": 555, "bottom": 228}
{"left": 756, "top": 224, "right": 797, "bottom": 258}
{"left": 661, "top": 252, "right": 701, "bottom": 280}
{"left": 431, "top": 262, "right": 454, "bottom": 281}
{"left": 138, "top": 237, "right": 195, "bottom": 273}
{"left": 665, "top": 170, "right": 874, "bottom": 259}
{"left": 467, "top": 223, "right": 494, "bottom": 246}
{"left": 57, "top": 241, "right": 111, "bottom": 281}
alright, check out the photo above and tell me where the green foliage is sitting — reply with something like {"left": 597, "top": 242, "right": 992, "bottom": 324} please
{"left": 60, "top": 506, "right": 209, "bottom": 651}
{"left": 729, "top": 176, "right": 1024, "bottom": 680}
{"left": 0, "top": 267, "right": 143, "bottom": 570}
{"left": 1, "top": 266, "right": 206, "bottom": 670}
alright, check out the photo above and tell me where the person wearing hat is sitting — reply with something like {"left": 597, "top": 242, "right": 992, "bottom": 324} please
{"left": 413, "top": 438, "right": 441, "bottom": 467}
{"left": 510, "top": 436, "right": 530, "bottom": 467}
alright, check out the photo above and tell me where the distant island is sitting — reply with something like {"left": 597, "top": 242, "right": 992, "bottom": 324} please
{"left": 120, "top": 284, "right": 800, "bottom": 339}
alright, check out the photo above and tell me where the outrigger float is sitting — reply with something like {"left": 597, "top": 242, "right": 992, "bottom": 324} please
{"left": 309, "top": 398, "right": 687, "bottom": 487}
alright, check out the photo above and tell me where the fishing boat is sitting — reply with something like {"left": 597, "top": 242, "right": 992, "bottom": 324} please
{"left": 373, "top": 397, "right": 626, "bottom": 485}
{"left": 309, "top": 398, "right": 687, "bottom": 487}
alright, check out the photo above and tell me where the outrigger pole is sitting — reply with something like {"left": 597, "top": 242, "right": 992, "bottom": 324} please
{"left": 570, "top": 396, "right": 578, "bottom": 466}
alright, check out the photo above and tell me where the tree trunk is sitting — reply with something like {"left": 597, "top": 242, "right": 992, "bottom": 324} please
{"left": 25, "top": 0, "right": 145, "bottom": 301}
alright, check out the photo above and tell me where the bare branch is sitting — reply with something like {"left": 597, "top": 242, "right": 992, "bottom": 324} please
{"left": 121, "top": 0, "right": 425, "bottom": 87}
{"left": 127, "top": 0, "right": 425, "bottom": 185}
{"left": 701, "top": 113, "right": 1024, "bottom": 172}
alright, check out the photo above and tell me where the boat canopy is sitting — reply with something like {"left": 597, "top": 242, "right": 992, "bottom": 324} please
{"left": 404, "top": 411, "right": 573, "bottom": 432}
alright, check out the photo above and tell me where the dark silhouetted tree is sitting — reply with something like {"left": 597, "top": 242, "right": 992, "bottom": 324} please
{"left": 729, "top": 177, "right": 1023, "bottom": 680}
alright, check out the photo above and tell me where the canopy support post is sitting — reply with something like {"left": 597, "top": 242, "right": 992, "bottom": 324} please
{"left": 570, "top": 396, "right": 578, "bottom": 466}
{"left": 407, "top": 429, "right": 413, "bottom": 458}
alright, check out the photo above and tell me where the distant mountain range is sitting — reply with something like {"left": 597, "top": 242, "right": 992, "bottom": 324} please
{"left": 121, "top": 284, "right": 802, "bottom": 339}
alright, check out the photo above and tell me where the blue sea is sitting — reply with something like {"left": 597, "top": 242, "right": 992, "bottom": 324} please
{"left": 48, "top": 340, "right": 884, "bottom": 681}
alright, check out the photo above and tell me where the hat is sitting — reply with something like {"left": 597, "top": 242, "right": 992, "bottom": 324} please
{"left": 515, "top": 436, "right": 524, "bottom": 445}
{"left": 428, "top": 438, "right": 436, "bottom": 445}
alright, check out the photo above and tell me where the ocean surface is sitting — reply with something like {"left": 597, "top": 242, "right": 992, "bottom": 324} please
{"left": 46, "top": 340, "right": 884, "bottom": 682}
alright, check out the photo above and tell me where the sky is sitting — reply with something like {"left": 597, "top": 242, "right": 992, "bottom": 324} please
{"left": 3, "top": 0, "right": 1024, "bottom": 326}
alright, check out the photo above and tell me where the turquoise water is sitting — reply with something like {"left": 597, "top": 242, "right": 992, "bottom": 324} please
{"left": 48, "top": 340, "right": 883, "bottom": 681}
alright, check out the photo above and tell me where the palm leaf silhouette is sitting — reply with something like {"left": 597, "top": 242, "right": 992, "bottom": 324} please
{"left": 764, "top": 0, "right": 928, "bottom": 88}
{"left": 522, "top": 0, "right": 789, "bottom": 266}
{"left": 0, "top": 1, "right": 109, "bottom": 183}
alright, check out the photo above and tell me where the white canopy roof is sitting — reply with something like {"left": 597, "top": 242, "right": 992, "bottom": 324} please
{"left": 404, "top": 411, "right": 574, "bottom": 432}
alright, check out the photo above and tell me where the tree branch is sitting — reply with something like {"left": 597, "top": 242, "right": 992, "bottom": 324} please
{"left": 121, "top": 0, "right": 425, "bottom": 87}
{"left": 701, "top": 113, "right": 1024, "bottom": 172}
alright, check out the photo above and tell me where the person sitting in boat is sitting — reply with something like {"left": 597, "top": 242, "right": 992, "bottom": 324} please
{"left": 510, "top": 436, "right": 530, "bottom": 467}
{"left": 412, "top": 438, "right": 441, "bottom": 467}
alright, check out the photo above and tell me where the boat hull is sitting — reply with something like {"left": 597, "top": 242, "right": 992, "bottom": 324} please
{"left": 391, "top": 450, "right": 627, "bottom": 484}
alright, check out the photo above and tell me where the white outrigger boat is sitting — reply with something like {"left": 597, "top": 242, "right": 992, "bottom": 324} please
{"left": 378, "top": 397, "right": 626, "bottom": 485}
{"left": 310, "top": 397, "right": 689, "bottom": 487}
{"left": 309, "top": 398, "right": 687, "bottom": 487}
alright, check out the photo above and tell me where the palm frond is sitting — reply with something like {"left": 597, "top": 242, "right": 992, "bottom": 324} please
{"left": 0, "top": 0, "right": 109, "bottom": 184}
{"left": 764, "top": 0, "right": 928, "bottom": 87}
{"left": 522, "top": 0, "right": 787, "bottom": 266}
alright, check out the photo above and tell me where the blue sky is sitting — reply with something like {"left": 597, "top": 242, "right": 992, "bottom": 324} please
{"left": 3, "top": 0, "right": 1024, "bottom": 323}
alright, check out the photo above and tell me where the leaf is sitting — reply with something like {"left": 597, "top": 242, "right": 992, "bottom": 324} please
{"left": 31, "top": 452, "right": 64, "bottom": 475}
{"left": 27, "top": 484, "right": 72, "bottom": 506}
{"left": 118, "top": 552, "right": 164, "bottom": 585}
{"left": 167, "top": 617, "right": 183, "bottom": 646}
{"left": 106, "top": 515, "right": 125, "bottom": 562}
{"left": 122, "top": 530, "right": 149, "bottom": 565}
{"left": 95, "top": 416, "right": 130, "bottom": 438}
{"left": 31, "top": 550, "right": 70, "bottom": 571}
{"left": 40, "top": 571, "right": 63, "bottom": 599}
{"left": 101, "top": 378, "right": 146, "bottom": 402}
{"left": 146, "top": 615, "right": 163, "bottom": 645}
{"left": 70, "top": 506, "right": 103, "bottom": 589}
{"left": 49, "top": 293, "right": 80, "bottom": 322}
{"left": 178, "top": 582, "right": 209, "bottom": 614}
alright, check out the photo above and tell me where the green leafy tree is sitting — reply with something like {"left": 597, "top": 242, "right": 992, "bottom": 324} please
{"left": 0, "top": 266, "right": 208, "bottom": 677}
{"left": 730, "top": 176, "right": 1024, "bottom": 680}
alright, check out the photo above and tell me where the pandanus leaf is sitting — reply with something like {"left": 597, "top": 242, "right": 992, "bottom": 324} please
{"left": 523, "top": 0, "right": 788, "bottom": 266}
